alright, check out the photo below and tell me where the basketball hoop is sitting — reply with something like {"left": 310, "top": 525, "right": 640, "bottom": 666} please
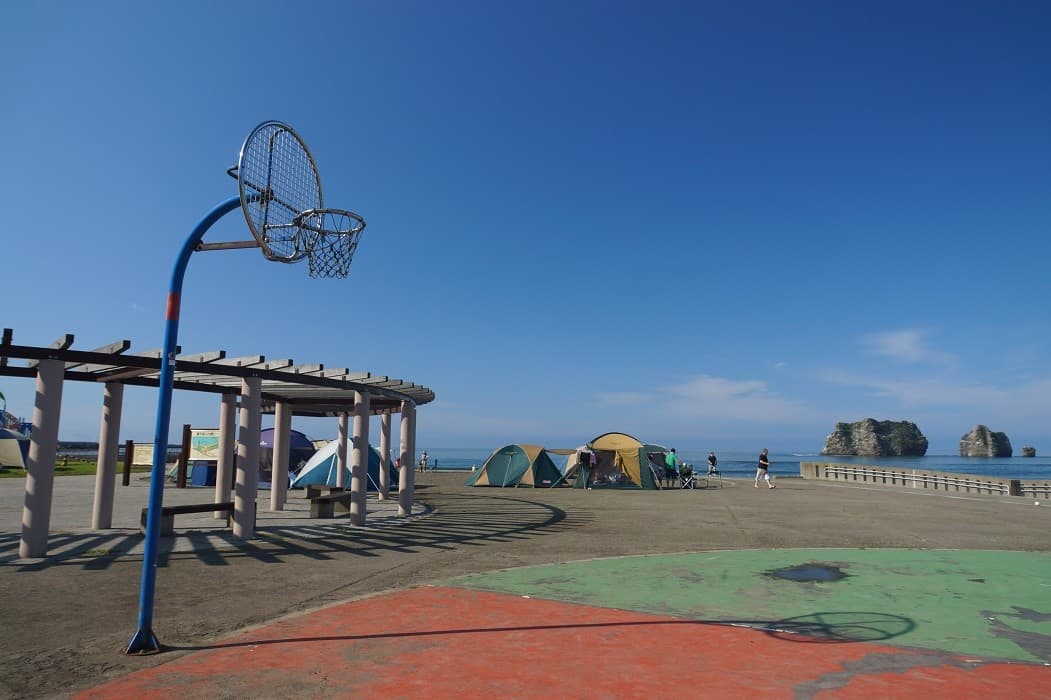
{"left": 294, "top": 208, "right": 367, "bottom": 279}
{"left": 130, "top": 119, "right": 368, "bottom": 655}
{"left": 234, "top": 121, "right": 322, "bottom": 263}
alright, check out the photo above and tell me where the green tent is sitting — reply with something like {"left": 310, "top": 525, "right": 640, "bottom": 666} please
{"left": 571, "top": 432, "right": 664, "bottom": 489}
{"left": 466, "top": 444, "right": 564, "bottom": 487}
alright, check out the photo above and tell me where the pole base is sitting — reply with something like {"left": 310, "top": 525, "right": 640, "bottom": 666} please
{"left": 126, "top": 627, "right": 161, "bottom": 655}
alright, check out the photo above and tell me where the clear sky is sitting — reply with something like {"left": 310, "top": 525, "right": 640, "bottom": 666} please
{"left": 1, "top": 1, "right": 1048, "bottom": 454}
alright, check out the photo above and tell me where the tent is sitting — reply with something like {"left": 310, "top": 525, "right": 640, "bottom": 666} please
{"left": 290, "top": 439, "right": 398, "bottom": 492}
{"left": 571, "top": 432, "right": 664, "bottom": 489}
{"left": 466, "top": 444, "right": 564, "bottom": 487}
{"left": 545, "top": 448, "right": 576, "bottom": 476}
{"left": 260, "top": 428, "right": 317, "bottom": 485}
{"left": 0, "top": 428, "right": 30, "bottom": 469}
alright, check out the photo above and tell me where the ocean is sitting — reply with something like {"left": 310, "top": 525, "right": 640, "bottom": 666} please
{"left": 415, "top": 448, "right": 1051, "bottom": 481}
{"left": 54, "top": 445, "right": 1051, "bottom": 481}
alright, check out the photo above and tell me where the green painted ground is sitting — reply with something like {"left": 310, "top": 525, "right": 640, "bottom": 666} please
{"left": 448, "top": 549, "right": 1051, "bottom": 664}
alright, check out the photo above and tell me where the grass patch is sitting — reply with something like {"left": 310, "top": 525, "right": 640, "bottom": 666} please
{"left": 0, "top": 459, "right": 153, "bottom": 478}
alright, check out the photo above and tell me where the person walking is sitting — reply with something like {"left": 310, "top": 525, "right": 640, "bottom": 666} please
{"left": 755, "top": 448, "right": 774, "bottom": 488}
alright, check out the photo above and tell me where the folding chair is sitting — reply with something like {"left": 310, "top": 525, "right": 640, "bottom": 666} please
{"left": 678, "top": 464, "right": 696, "bottom": 489}
{"left": 704, "top": 465, "right": 722, "bottom": 489}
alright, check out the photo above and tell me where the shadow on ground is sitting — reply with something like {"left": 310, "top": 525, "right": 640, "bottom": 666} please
{"left": 0, "top": 493, "right": 592, "bottom": 571}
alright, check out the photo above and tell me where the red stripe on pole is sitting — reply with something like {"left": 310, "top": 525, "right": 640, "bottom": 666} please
{"left": 165, "top": 293, "right": 181, "bottom": 321}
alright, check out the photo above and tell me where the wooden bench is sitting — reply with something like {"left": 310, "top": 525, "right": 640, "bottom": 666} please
{"left": 310, "top": 492, "right": 352, "bottom": 518}
{"left": 140, "top": 502, "right": 236, "bottom": 536}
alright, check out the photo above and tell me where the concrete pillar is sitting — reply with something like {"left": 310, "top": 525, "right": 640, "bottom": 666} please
{"left": 269, "top": 401, "right": 291, "bottom": 511}
{"left": 398, "top": 401, "right": 415, "bottom": 517}
{"left": 335, "top": 413, "right": 349, "bottom": 488}
{"left": 215, "top": 393, "right": 237, "bottom": 518}
{"left": 91, "top": 381, "right": 124, "bottom": 529}
{"left": 19, "top": 359, "right": 65, "bottom": 558}
{"left": 378, "top": 412, "right": 391, "bottom": 500}
{"left": 232, "top": 376, "right": 261, "bottom": 539}
{"left": 350, "top": 391, "right": 370, "bottom": 525}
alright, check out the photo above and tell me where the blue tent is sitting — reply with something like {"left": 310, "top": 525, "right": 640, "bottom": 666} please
{"left": 289, "top": 439, "right": 398, "bottom": 491}
{"left": 259, "top": 428, "right": 317, "bottom": 486}
{"left": 0, "top": 428, "right": 30, "bottom": 469}
{"left": 466, "top": 444, "right": 565, "bottom": 487}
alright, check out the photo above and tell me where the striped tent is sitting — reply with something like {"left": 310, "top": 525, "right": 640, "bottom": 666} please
{"left": 466, "top": 444, "right": 564, "bottom": 487}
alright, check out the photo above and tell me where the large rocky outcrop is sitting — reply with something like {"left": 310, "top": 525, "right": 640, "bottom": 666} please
{"left": 960, "top": 425, "right": 1012, "bottom": 457}
{"left": 820, "top": 418, "right": 928, "bottom": 456}
{"left": 1022, "top": 446, "right": 1036, "bottom": 458}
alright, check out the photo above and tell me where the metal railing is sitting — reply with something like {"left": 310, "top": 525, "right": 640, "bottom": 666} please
{"left": 800, "top": 462, "right": 1051, "bottom": 499}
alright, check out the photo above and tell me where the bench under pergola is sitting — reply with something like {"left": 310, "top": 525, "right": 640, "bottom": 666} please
{"left": 0, "top": 328, "right": 435, "bottom": 558}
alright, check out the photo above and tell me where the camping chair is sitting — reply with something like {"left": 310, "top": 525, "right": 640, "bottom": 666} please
{"left": 704, "top": 463, "right": 722, "bottom": 489}
{"left": 678, "top": 464, "right": 696, "bottom": 489}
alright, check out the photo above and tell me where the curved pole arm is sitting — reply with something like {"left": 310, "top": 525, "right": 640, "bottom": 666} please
{"left": 127, "top": 195, "right": 242, "bottom": 655}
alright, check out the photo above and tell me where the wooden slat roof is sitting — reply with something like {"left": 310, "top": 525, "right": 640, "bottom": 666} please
{"left": 0, "top": 329, "right": 434, "bottom": 416}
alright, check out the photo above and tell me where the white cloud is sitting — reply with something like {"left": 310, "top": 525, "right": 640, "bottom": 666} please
{"left": 819, "top": 371, "right": 1051, "bottom": 433}
{"left": 658, "top": 375, "right": 815, "bottom": 423}
{"left": 820, "top": 369, "right": 1004, "bottom": 406}
{"left": 860, "top": 329, "right": 956, "bottom": 365}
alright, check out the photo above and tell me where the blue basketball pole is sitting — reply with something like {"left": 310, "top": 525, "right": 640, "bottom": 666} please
{"left": 126, "top": 195, "right": 242, "bottom": 654}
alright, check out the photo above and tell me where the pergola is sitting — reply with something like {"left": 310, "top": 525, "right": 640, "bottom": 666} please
{"left": 0, "top": 328, "right": 435, "bottom": 558}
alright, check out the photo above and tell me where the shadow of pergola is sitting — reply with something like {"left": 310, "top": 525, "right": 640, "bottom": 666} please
{"left": 0, "top": 492, "right": 592, "bottom": 572}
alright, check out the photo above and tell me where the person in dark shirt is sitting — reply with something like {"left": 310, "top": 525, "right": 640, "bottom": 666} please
{"left": 755, "top": 448, "right": 774, "bottom": 488}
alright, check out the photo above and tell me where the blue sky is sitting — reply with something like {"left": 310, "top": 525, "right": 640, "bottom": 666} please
{"left": 1, "top": 1, "right": 1048, "bottom": 454}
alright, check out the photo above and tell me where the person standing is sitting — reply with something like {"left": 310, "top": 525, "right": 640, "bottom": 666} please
{"left": 707, "top": 452, "right": 718, "bottom": 474}
{"left": 664, "top": 449, "right": 678, "bottom": 489}
{"left": 579, "top": 449, "right": 596, "bottom": 489}
{"left": 755, "top": 448, "right": 774, "bottom": 488}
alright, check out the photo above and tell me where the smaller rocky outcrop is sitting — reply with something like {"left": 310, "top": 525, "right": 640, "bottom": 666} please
{"left": 959, "top": 425, "right": 1012, "bottom": 457}
{"left": 821, "top": 418, "right": 928, "bottom": 456}
{"left": 1021, "top": 446, "right": 1036, "bottom": 458}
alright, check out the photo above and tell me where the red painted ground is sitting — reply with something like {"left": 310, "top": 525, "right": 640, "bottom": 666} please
{"left": 79, "top": 586, "right": 1048, "bottom": 699}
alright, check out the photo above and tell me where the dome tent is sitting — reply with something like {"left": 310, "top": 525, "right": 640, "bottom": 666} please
{"left": 289, "top": 439, "right": 397, "bottom": 492}
{"left": 0, "top": 428, "right": 30, "bottom": 469}
{"left": 466, "top": 444, "right": 565, "bottom": 487}
{"left": 570, "top": 432, "right": 664, "bottom": 489}
{"left": 259, "top": 428, "right": 317, "bottom": 485}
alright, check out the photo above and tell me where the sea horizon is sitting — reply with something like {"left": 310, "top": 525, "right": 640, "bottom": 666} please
{"left": 51, "top": 443, "right": 1051, "bottom": 481}
{"left": 399, "top": 447, "right": 1051, "bottom": 481}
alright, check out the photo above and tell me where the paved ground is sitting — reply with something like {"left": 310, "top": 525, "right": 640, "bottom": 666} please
{"left": 1, "top": 470, "right": 1048, "bottom": 698}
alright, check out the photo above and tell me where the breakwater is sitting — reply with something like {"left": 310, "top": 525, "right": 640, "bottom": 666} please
{"left": 801, "top": 461, "right": 1051, "bottom": 499}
